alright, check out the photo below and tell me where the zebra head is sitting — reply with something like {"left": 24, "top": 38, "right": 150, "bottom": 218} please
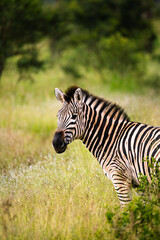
{"left": 53, "top": 87, "right": 85, "bottom": 153}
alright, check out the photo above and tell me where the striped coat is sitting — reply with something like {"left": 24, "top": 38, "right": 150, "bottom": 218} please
{"left": 53, "top": 86, "right": 160, "bottom": 205}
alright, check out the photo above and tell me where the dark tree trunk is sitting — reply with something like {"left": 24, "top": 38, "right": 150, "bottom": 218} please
{"left": 0, "top": 60, "right": 5, "bottom": 83}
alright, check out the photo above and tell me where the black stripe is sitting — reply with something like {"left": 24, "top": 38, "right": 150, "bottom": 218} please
{"left": 140, "top": 127, "right": 156, "bottom": 177}
{"left": 102, "top": 111, "right": 124, "bottom": 160}
{"left": 96, "top": 106, "right": 117, "bottom": 159}
{"left": 86, "top": 112, "right": 97, "bottom": 148}
{"left": 115, "top": 123, "right": 136, "bottom": 168}
{"left": 83, "top": 107, "right": 93, "bottom": 144}
{"left": 87, "top": 102, "right": 110, "bottom": 148}
{"left": 136, "top": 126, "right": 153, "bottom": 175}
{"left": 87, "top": 114, "right": 101, "bottom": 150}
{"left": 88, "top": 97, "right": 97, "bottom": 106}
{"left": 106, "top": 121, "right": 132, "bottom": 167}
{"left": 152, "top": 143, "right": 160, "bottom": 159}
{"left": 132, "top": 124, "right": 147, "bottom": 174}
{"left": 146, "top": 129, "right": 160, "bottom": 158}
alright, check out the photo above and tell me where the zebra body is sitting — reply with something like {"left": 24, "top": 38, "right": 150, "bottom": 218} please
{"left": 53, "top": 86, "right": 160, "bottom": 205}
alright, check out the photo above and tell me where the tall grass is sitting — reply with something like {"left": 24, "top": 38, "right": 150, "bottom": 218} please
{"left": 0, "top": 39, "right": 160, "bottom": 239}
{"left": 0, "top": 142, "right": 118, "bottom": 240}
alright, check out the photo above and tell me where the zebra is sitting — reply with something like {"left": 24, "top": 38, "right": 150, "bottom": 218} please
{"left": 52, "top": 86, "right": 160, "bottom": 205}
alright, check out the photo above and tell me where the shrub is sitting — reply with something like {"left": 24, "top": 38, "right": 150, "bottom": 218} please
{"left": 98, "top": 33, "right": 142, "bottom": 72}
{"left": 106, "top": 159, "right": 160, "bottom": 240}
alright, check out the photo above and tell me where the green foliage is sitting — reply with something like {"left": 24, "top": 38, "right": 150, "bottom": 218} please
{"left": 49, "top": 0, "right": 156, "bottom": 51}
{"left": 0, "top": 55, "right": 160, "bottom": 238}
{"left": 67, "top": 0, "right": 120, "bottom": 43}
{"left": 119, "top": 0, "right": 156, "bottom": 50}
{"left": 0, "top": 143, "right": 116, "bottom": 240}
{"left": 97, "top": 33, "right": 141, "bottom": 71}
{"left": 0, "top": 0, "right": 157, "bottom": 83}
{"left": 106, "top": 159, "right": 160, "bottom": 240}
{"left": 45, "top": 0, "right": 156, "bottom": 83}
{"left": 17, "top": 48, "right": 45, "bottom": 82}
{"left": 0, "top": 0, "right": 47, "bottom": 78}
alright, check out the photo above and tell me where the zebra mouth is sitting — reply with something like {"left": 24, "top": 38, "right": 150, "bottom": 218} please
{"left": 54, "top": 143, "right": 67, "bottom": 154}
{"left": 52, "top": 131, "right": 67, "bottom": 154}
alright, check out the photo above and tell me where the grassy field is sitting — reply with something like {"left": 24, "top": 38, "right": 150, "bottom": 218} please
{"left": 0, "top": 41, "right": 160, "bottom": 239}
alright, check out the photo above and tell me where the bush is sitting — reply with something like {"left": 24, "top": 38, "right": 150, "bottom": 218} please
{"left": 0, "top": 0, "right": 48, "bottom": 79}
{"left": 106, "top": 159, "right": 160, "bottom": 240}
{"left": 98, "top": 33, "right": 142, "bottom": 72}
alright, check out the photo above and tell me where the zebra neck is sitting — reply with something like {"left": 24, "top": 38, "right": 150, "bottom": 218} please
{"left": 81, "top": 97, "right": 128, "bottom": 163}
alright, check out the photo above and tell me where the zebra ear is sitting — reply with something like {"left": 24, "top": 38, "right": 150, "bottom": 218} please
{"left": 74, "top": 88, "right": 83, "bottom": 105}
{"left": 55, "top": 88, "right": 65, "bottom": 103}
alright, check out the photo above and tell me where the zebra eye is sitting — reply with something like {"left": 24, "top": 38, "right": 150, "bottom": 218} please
{"left": 71, "top": 114, "right": 77, "bottom": 120}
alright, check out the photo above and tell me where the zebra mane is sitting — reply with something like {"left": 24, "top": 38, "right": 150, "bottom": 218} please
{"left": 64, "top": 85, "right": 88, "bottom": 102}
{"left": 64, "top": 86, "right": 130, "bottom": 121}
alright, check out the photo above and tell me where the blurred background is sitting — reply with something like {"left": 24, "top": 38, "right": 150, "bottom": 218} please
{"left": 0, "top": 1, "right": 160, "bottom": 239}
{"left": 0, "top": 0, "right": 160, "bottom": 170}
{"left": 0, "top": 0, "right": 160, "bottom": 94}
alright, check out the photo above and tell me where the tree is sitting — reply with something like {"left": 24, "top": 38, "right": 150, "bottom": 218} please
{"left": 0, "top": 0, "right": 47, "bottom": 80}
{"left": 48, "top": 0, "right": 156, "bottom": 51}
{"left": 46, "top": 0, "right": 156, "bottom": 75}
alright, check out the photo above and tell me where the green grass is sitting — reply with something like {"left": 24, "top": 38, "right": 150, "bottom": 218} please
{"left": 0, "top": 143, "right": 118, "bottom": 240}
{"left": 0, "top": 88, "right": 159, "bottom": 239}
{"left": 0, "top": 39, "right": 160, "bottom": 239}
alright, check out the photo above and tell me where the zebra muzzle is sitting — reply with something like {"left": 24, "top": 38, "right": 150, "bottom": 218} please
{"left": 52, "top": 131, "right": 67, "bottom": 154}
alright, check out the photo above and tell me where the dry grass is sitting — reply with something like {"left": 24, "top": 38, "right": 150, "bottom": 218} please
{"left": 0, "top": 90, "right": 159, "bottom": 239}
{"left": 0, "top": 55, "right": 160, "bottom": 239}
{"left": 0, "top": 142, "right": 118, "bottom": 240}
